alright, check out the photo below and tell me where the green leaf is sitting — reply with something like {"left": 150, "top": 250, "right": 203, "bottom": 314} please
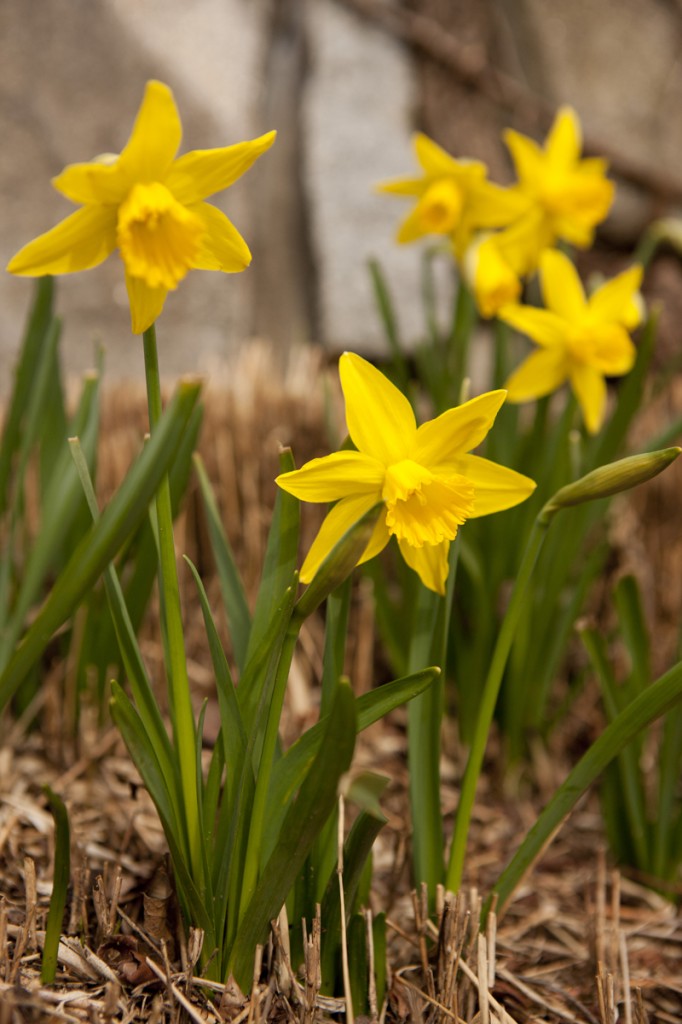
{"left": 193, "top": 453, "right": 251, "bottom": 674}
{"left": 319, "top": 803, "right": 386, "bottom": 992}
{"left": 0, "top": 369, "right": 101, "bottom": 671}
{"left": 239, "top": 449, "right": 299, "bottom": 730}
{"left": 487, "top": 655, "right": 682, "bottom": 920}
{"left": 68, "top": 438, "right": 176, "bottom": 794}
{"left": 320, "top": 580, "right": 352, "bottom": 716}
{"left": 343, "top": 772, "right": 389, "bottom": 822}
{"left": 0, "top": 379, "right": 202, "bottom": 712}
{"left": 185, "top": 557, "right": 247, "bottom": 805}
{"left": 263, "top": 668, "right": 438, "bottom": 862}
{"left": 0, "top": 278, "right": 55, "bottom": 516}
{"left": 615, "top": 575, "right": 651, "bottom": 692}
{"left": 41, "top": 787, "right": 70, "bottom": 984}
{"left": 367, "top": 258, "right": 410, "bottom": 393}
{"left": 110, "top": 682, "right": 183, "bottom": 858}
{"left": 230, "top": 680, "right": 357, "bottom": 990}
{"left": 581, "top": 626, "right": 649, "bottom": 869}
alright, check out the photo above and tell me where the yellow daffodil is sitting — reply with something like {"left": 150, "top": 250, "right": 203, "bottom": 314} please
{"left": 503, "top": 107, "right": 614, "bottom": 267}
{"left": 276, "top": 353, "right": 536, "bottom": 595}
{"left": 378, "top": 133, "right": 526, "bottom": 256}
{"left": 500, "top": 250, "right": 643, "bottom": 434}
{"left": 7, "top": 81, "right": 275, "bottom": 333}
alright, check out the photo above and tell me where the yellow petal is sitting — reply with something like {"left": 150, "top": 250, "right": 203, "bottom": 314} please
{"left": 551, "top": 174, "right": 615, "bottom": 234}
{"left": 376, "top": 175, "right": 428, "bottom": 197}
{"left": 569, "top": 364, "right": 606, "bottom": 434}
{"left": 546, "top": 107, "right": 581, "bottom": 167}
{"left": 455, "top": 454, "right": 536, "bottom": 517}
{"left": 498, "top": 304, "right": 567, "bottom": 348}
{"left": 359, "top": 512, "right": 392, "bottom": 566}
{"left": 339, "top": 353, "right": 417, "bottom": 465}
{"left": 397, "top": 537, "right": 450, "bottom": 595}
{"left": 118, "top": 81, "right": 182, "bottom": 183}
{"left": 53, "top": 159, "right": 129, "bottom": 205}
{"left": 414, "top": 390, "right": 507, "bottom": 469}
{"left": 495, "top": 206, "right": 552, "bottom": 277}
{"left": 300, "top": 494, "right": 388, "bottom": 583}
{"left": 504, "top": 129, "right": 543, "bottom": 188}
{"left": 505, "top": 346, "right": 569, "bottom": 402}
{"left": 276, "top": 451, "right": 384, "bottom": 502}
{"left": 125, "top": 270, "right": 168, "bottom": 334}
{"left": 587, "top": 265, "right": 643, "bottom": 328}
{"left": 166, "top": 131, "right": 276, "bottom": 204}
{"left": 7, "top": 206, "right": 117, "bottom": 276}
{"left": 189, "top": 203, "right": 251, "bottom": 272}
{"left": 462, "top": 181, "right": 531, "bottom": 230}
{"left": 539, "top": 249, "right": 587, "bottom": 321}
{"left": 413, "top": 133, "right": 485, "bottom": 179}
{"left": 589, "top": 324, "right": 636, "bottom": 376}
{"left": 396, "top": 204, "right": 431, "bottom": 244}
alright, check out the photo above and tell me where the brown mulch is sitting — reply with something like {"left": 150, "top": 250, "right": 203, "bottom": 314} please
{"left": 1, "top": 342, "right": 681, "bottom": 1022}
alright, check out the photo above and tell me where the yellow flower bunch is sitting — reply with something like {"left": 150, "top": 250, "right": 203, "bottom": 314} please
{"left": 8, "top": 81, "right": 275, "bottom": 333}
{"left": 380, "top": 107, "right": 615, "bottom": 321}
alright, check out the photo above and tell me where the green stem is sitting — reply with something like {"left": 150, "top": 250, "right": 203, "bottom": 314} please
{"left": 448, "top": 282, "right": 476, "bottom": 402}
{"left": 142, "top": 325, "right": 201, "bottom": 880}
{"left": 407, "top": 543, "right": 458, "bottom": 901}
{"left": 446, "top": 519, "right": 549, "bottom": 892}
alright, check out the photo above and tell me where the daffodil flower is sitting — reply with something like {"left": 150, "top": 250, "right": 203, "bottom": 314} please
{"left": 500, "top": 250, "right": 643, "bottom": 434}
{"left": 503, "top": 107, "right": 614, "bottom": 269}
{"left": 7, "top": 81, "right": 275, "bottom": 334}
{"left": 378, "top": 133, "right": 526, "bottom": 256}
{"left": 276, "top": 353, "right": 536, "bottom": 595}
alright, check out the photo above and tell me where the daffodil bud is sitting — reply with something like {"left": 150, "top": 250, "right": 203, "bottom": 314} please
{"left": 463, "top": 233, "right": 522, "bottom": 319}
{"left": 539, "top": 447, "right": 681, "bottom": 524}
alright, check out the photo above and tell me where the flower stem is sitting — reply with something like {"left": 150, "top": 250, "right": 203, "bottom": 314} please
{"left": 142, "top": 325, "right": 201, "bottom": 879}
{"left": 445, "top": 519, "right": 549, "bottom": 893}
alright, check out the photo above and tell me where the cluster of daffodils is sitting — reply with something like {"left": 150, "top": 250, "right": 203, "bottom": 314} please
{"left": 380, "top": 109, "right": 644, "bottom": 434}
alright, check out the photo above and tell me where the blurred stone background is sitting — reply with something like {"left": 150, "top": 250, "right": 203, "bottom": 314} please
{"left": 2, "top": 0, "right": 682, "bottom": 391}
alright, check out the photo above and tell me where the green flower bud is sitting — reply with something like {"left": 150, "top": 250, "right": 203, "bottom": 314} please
{"left": 539, "top": 447, "right": 681, "bottom": 525}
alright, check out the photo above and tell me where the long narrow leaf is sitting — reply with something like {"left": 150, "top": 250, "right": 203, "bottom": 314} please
{"left": 239, "top": 449, "right": 299, "bottom": 730}
{"left": 1, "top": 371, "right": 101, "bottom": 671}
{"left": 230, "top": 681, "right": 357, "bottom": 990}
{"left": 320, "top": 808, "right": 386, "bottom": 993}
{"left": 488, "top": 656, "right": 682, "bottom": 919}
{"left": 185, "top": 557, "right": 247, "bottom": 802}
{"left": 68, "top": 438, "right": 176, "bottom": 791}
{"left": 0, "top": 379, "right": 202, "bottom": 712}
{"left": 194, "top": 454, "right": 251, "bottom": 674}
{"left": 262, "top": 668, "right": 438, "bottom": 864}
{"left": 0, "top": 278, "right": 55, "bottom": 515}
